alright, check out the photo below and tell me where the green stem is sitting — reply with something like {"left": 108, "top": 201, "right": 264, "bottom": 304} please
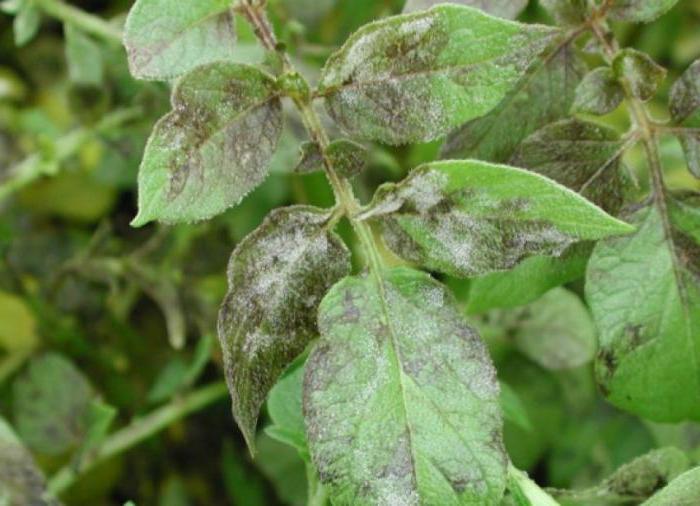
{"left": 47, "top": 381, "right": 228, "bottom": 496}
{"left": 34, "top": 0, "right": 123, "bottom": 43}
{"left": 306, "top": 462, "right": 329, "bottom": 506}
{"left": 239, "top": 1, "right": 386, "bottom": 275}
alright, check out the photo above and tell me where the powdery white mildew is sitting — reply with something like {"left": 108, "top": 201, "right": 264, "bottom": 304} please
{"left": 304, "top": 267, "right": 506, "bottom": 505}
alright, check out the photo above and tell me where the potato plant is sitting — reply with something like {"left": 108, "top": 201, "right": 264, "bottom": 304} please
{"left": 1, "top": 0, "right": 700, "bottom": 505}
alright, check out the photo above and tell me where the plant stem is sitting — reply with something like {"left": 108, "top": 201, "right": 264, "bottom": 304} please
{"left": 34, "top": 0, "right": 123, "bottom": 43}
{"left": 238, "top": 1, "right": 386, "bottom": 275}
{"left": 47, "top": 381, "right": 228, "bottom": 496}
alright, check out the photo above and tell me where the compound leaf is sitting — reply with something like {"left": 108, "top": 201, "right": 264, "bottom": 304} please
{"left": 402, "top": 0, "right": 527, "bottom": 19}
{"left": 124, "top": 0, "right": 236, "bottom": 80}
{"left": 612, "top": 48, "right": 666, "bottom": 102}
{"left": 12, "top": 353, "right": 95, "bottom": 455}
{"left": 132, "top": 63, "right": 282, "bottom": 226}
{"left": 217, "top": 206, "right": 351, "bottom": 452}
{"left": 361, "top": 160, "right": 633, "bottom": 278}
{"left": 670, "top": 59, "right": 700, "bottom": 178}
{"left": 305, "top": 267, "right": 507, "bottom": 505}
{"left": 571, "top": 67, "right": 624, "bottom": 116}
{"left": 587, "top": 195, "right": 700, "bottom": 422}
{"left": 512, "top": 118, "right": 627, "bottom": 215}
{"left": 318, "top": 5, "right": 559, "bottom": 145}
{"left": 608, "top": 0, "right": 680, "bottom": 23}
{"left": 442, "top": 36, "right": 584, "bottom": 163}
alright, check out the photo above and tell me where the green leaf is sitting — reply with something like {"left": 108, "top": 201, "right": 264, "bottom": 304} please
{"left": 318, "top": 5, "right": 559, "bottom": 145}
{"left": 64, "top": 24, "right": 103, "bottom": 86}
{"left": 587, "top": 195, "right": 700, "bottom": 422}
{"left": 612, "top": 48, "right": 666, "bottom": 102}
{"left": 441, "top": 37, "right": 584, "bottom": 163}
{"left": 500, "top": 381, "right": 532, "bottom": 432}
{"left": 0, "top": 416, "right": 59, "bottom": 506}
{"left": 465, "top": 244, "right": 591, "bottom": 314}
{"left": 402, "top": 0, "right": 527, "bottom": 19}
{"left": 217, "top": 206, "right": 351, "bottom": 452}
{"left": 506, "top": 465, "right": 559, "bottom": 506}
{"left": 500, "top": 287, "right": 597, "bottom": 371}
{"left": 73, "top": 400, "right": 117, "bottom": 467}
{"left": 551, "top": 447, "right": 689, "bottom": 504}
{"left": 12, "top": 352, "right": 95, "bottom": 455}
{"left": 124, "top": 0, "right": 236, "bottom": 80}
{"left": 511, "top": 118, "right": 627, "bottom": 215}
{"left": 571, "top": 67, "right": 624, "bottom": 115}
{"left": 305, "top": 267, "right": 507, "bottom": 505}
{"left": 608, "top": 0, "right": 680, "bottom": 23}
{"left": 642, "top": 467, "right": 700, "bottom": 505}
{"left": 361, "top": 160, "right": 634, "bottom": 278}
{"left": 540, "top": 0, "right": 589, "bottom": 25}
{"left": 131, "top": 63, "right": 282, "bottom": 226}
{"left": 265, "top": 354, "right": 308, "bottom": 459}
{"left": 670, "top": 59, "right": 700, "bottom": 178}
{"left": 13, "top": 0, "right": 40, "bottom": 47}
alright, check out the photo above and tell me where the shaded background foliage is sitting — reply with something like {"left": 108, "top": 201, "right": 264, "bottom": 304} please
{"left": 0, "top": 0, "right": 699, "bottom": 505}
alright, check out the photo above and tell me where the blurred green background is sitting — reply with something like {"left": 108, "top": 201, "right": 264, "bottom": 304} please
{"left": 1, "top": 1, "right": 700, "bottom": 505}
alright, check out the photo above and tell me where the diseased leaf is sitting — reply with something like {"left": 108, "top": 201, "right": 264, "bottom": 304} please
{"left": 670, "top": 59, "right": 700, "bottom": 178}
{"left": 511, "top": 118, "right": 627, "bottom": 215}
{"left": 124, "top": 0, "right": 236, "bottom": 80}
{"left": 500, "top": 287, "right": 597, "bottom": 371}
{"left": 12, "top": 353, "right": 95, "bottom": 455}
{"left": 0, "top": 416, "right": 59, "bottom": 506}
{"left": 608, "top": 0, "right": 680, "bottom": 23}
{"left": 587, "top": 195, "right": 700, "bottom": 422}
{"left": 305, "top": 267, "right": 507, "bottom": 505}
{"left": 217, "top": 206, "right": 351, "bottom": 451}
{"left": 551, "top": 447, "right": 689, "bottom": 504}
{"left": 441, "top": 38, "right": 584, "bottom": 163}
{"left": 319, "top": 5, "right": 559, "bottom": 145}
{"left": 465, "top": 243, "right": 591, "bottom": 314}
{"left": 612, "top": 49, "right": 666, "bottom": 102}
{"left": 402, "top": 0, "right": 527, "bottom": 19}
{"left": 361, "top": 160, "right": 634, "bottom": 278}
{"left": 325, "top": 138, "right": 368, "bottom": 178}
{"left": 294, "top": 141, "right": 323, "bottom": 174}
{"left": 540, "top": 0, "right": 589, "bottom": 25}
{"left": 131, "top": 63, "right": 282, "bottom": 226}
{"left": 571, "top": 67, "right": 624, "bottom": 115}
{"left": 642, "top": 467, "right": 700, "bottom": 505}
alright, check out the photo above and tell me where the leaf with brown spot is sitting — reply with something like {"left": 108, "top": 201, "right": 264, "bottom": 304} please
{"left": 608, "top": 0, "right": 680, "bottom": 23}
{"left": 131, "top": 63, "right": 282, "bottom": 226}
{"left": 612, "top": 48, "right": 666, "bottom": 102}
{"left": 304, "top": 267, "right": 507, "bottom": 505}
{"left": 217, "top": 206, "right": 350, "bottom": 452}
{"left": 318, "top": 5, "right": 559, "bottom": 145}
{"left": 586, "top": 194, "right": 700, "bottom": 421}
{"left": 571, "top": 67, "right": 624, "bottom": 116}
{"left": 360, "top": 160, "right": 634, "bottom": 278}
{"left": 124, "top": 0, "right": 236, "bottom": 81}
